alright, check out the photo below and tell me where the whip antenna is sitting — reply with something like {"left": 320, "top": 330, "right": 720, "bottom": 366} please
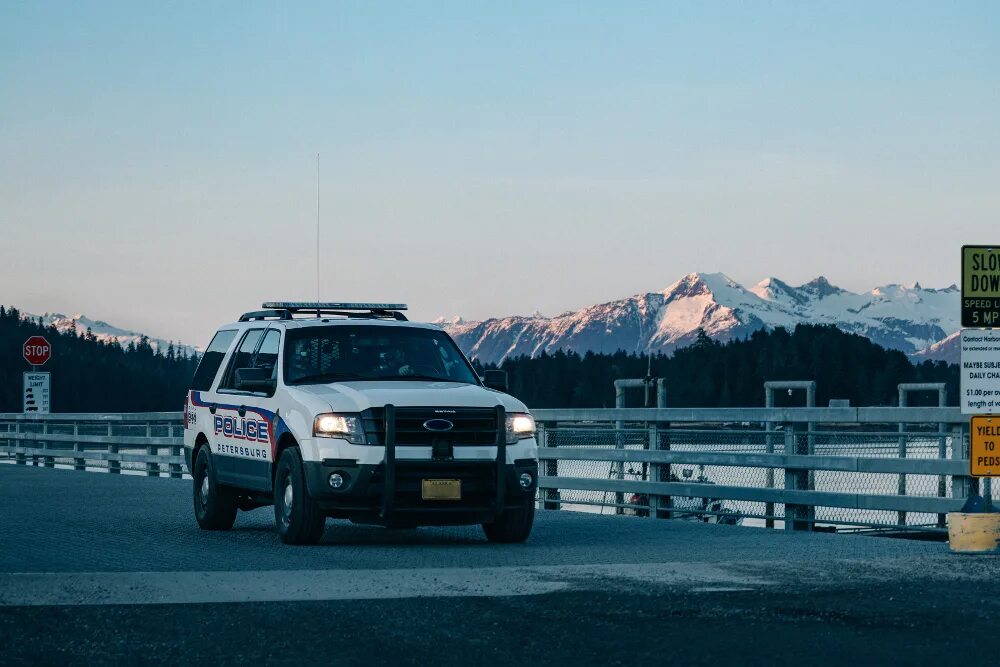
{"left": 316, "top": 152, "right": 320, "bottom": 300}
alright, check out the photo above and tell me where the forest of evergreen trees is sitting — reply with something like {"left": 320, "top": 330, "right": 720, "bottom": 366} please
{"left": 478, "top": 325, "right": 959, "bottom": 409}
{"left": 0, "top": 306, "right": 199, "bottom": 412}
{"left": 0, "top": 306, "right": 958, "bottom": 412}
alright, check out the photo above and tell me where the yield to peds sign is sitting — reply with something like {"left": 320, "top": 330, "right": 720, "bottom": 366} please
{"left": 970, "top": 415, "right": 1000, "bottom": 477}
{"left": 23, "top": 336, "right": 52, "bottom": 366}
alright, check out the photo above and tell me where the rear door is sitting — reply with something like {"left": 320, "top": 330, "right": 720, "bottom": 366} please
{"left": 187, "top": 328, "right": 238, "bottom": 450}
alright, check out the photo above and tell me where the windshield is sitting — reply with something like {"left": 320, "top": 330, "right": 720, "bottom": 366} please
{"left": 283, "top": 325, "right": 480, "bottom": 385}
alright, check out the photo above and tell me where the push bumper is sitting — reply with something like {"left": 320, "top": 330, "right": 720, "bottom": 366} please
{"left": 302, "top": 405, "right": 538, "bottom": 526}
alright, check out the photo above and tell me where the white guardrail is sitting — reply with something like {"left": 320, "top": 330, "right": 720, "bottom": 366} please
{"left": 0, "top": 407, "right": 981, "bottom": 532}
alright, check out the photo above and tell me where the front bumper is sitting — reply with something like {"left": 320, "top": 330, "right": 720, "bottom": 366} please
{"left": 303, "top": 404, "right": 537, "bottom": 526}
{"left": 303, "top": 458, "right": 538, "bottom": 525}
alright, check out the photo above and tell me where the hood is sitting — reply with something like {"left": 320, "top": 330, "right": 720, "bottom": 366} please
{"left": 291, "top": 381, "right": 529, "bottom": 414}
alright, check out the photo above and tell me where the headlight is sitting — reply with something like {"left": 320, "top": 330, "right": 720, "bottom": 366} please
{"left": 505, "top": 413, "right": 535, "bottom": 444}
{"left": 313, "top": 413, "right": 366, "bottom": 444}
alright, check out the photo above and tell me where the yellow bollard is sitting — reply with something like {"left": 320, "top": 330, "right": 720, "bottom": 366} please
{"left": 947, "top": 512, "right": 1000, "bottom": 553}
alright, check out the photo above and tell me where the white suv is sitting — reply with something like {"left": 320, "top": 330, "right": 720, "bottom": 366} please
{"left": 183, "top": 302, "right": 538, "bottom": 545}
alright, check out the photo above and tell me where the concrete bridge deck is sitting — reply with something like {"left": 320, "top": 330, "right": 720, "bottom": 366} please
{"left": 1, "top": 465, "right": 998, "bottom": 665}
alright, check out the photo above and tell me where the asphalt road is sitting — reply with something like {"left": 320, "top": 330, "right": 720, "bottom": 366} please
{"left": 2, "top": 463, "right": 999, "bottom": 666}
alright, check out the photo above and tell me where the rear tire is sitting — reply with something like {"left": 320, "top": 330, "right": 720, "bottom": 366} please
{"left": 482, "top": 497, "right": 535, "bottom": 543}
{"left": 274, "top": 447, "right": 326, "bottom": 545}
{"left": 193, "top": 446, "right": 237, "bottom": 531}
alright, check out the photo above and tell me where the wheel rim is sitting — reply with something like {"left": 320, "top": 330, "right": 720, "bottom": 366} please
{"left": 196, "top": 471, "right": 208, "bottom": 514}
{"left": 282, "top": 477, "right": 294, "bottom": 521}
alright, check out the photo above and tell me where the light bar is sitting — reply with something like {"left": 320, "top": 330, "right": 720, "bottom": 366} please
{"left": 262, "top": 302, "right": 408, "bottom": 311}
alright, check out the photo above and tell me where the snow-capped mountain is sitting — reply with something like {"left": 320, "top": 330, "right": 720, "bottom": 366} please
{"left": 439, "top": 273, "right": 960, "bottom": 365}
{"left": 909, "top": 330, "right": 960, "bottom": 364}
{"left": 23, "top": 312, "right": 200, "bottom": 357}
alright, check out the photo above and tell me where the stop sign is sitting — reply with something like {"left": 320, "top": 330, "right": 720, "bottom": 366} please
{"left": 23, "top": 336, "right": 51, "bottom": 366}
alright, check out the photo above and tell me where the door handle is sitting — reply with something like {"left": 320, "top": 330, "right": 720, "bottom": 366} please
{"left": 209, "top": 404, "right": 217, "bottom": 414}
{"left": 238, "top": 405, "right": 247, "bottom": 418}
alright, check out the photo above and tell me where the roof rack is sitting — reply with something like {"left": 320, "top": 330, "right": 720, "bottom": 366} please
{"left": 239, "top": 302, "right": 409, "bottom": 322}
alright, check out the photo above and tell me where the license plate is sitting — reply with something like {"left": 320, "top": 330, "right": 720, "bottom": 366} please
{"left": 421, "top": 478, "right": 461, "bottom": 500}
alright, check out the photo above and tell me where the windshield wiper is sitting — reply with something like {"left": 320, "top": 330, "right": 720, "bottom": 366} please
{"left": 376, "top": 374, "right": 463, "bottom": 383}
{"left": 289, "top": 372, "right": 361, "bottom": 384}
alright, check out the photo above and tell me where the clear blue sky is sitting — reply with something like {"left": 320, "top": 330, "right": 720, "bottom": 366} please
{"left": 1, "top": 1, "right": 998, "bottom": 346}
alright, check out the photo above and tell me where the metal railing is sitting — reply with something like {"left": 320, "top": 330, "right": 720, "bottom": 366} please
{"left": 532, "top": 407, "right": 978, "bottom": 532}
{"left": 0, "top": 407, "right": 983, "bottom": 533}
{"left": 0, "top": 412, "right": 185, "bottom": 477}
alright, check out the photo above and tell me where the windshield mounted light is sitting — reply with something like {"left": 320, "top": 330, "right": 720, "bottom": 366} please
{"left": 313, "top": 414, "right": 366, "bottom": 444}
{"left": 505, "top": 413, "right": 536, "bottom": 444}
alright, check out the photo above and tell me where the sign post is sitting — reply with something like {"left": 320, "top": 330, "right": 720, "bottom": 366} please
{"left": 961, "top": 246, "right": 1000, "bottom": 511}
{"left": 21, "top": 335, "right": 52, "bottom": 415}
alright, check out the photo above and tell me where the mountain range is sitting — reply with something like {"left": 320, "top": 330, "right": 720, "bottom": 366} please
{"left": 15, "top": 273, "right": 962, "bottom": 368}
{"left": 22, "top": 312, "right": 200, "bottom": 358}
{"left": 437, "top": 273, "right": 961, "bottom": 365}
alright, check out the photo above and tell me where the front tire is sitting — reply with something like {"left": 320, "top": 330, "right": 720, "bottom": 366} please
{"left": 274, "top": 447, "right": 326, "bottom": 545}
{"left": 482, "top": 497, "right": 535, "bottom": 543}
{"left": 193, "top": 446, "right": 237, "bottom": 531}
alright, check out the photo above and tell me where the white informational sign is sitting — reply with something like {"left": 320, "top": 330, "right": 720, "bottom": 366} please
{"left": 23, "top": 372, "right": 50, "bottom": 414}
{"left": 961, "top": 329, "right": 1000, "bottom": 414}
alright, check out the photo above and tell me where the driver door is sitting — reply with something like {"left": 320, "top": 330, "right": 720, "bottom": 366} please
{"left": 214, "top": 328, "right": 280, "bottom": 491}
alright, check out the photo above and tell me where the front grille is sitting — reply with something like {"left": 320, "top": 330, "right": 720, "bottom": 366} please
{"left": 361, "top": 406, "right": 499, "bottom": 446}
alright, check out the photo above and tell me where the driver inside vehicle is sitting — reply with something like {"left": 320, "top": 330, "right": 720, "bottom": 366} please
{"left": 377, "top": 347, "right": 414, "bottom": 376}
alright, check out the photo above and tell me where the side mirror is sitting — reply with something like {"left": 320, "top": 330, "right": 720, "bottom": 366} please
{"left": 236, "top": 367, "right": 275, "bottom": 393}
{"left": 482, "top": 369, "right": 508, "bottom": 393}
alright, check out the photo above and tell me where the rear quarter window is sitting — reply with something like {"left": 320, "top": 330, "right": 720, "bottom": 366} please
{"left": 190, "top": 330, "right": 238, "bottom": 391}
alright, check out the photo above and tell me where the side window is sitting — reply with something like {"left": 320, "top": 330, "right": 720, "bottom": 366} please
{"left": 190, "top": 330, "right": 237, "bottom": 391}
{"left": 218, "top": 329, "right": 264, "bottom": 391}
{"left": 252, "top": 329, "right": 281, "bottom": 380}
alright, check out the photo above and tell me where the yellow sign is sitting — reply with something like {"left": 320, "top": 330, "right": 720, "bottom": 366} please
{"left": 970, "top": 415, "right": 1000, "bottom": 477}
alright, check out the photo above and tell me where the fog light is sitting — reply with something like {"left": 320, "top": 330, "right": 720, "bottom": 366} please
{"left": 328, "top": 472, "right": 345, "bottom": 489}
{"left": 519, "top": 472, "right": 533, "bottom": 489}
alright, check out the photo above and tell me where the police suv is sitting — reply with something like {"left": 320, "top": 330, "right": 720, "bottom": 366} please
{"left": 183, "top": 302, "right": 538, "bottom": 545}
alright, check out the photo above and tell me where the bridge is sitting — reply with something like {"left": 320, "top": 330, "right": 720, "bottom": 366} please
{"left": 2, "top": 403, "right": 989, "bottom": 532}
{"left": 2, "top": 407, "right": 998, "bottom": 664}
